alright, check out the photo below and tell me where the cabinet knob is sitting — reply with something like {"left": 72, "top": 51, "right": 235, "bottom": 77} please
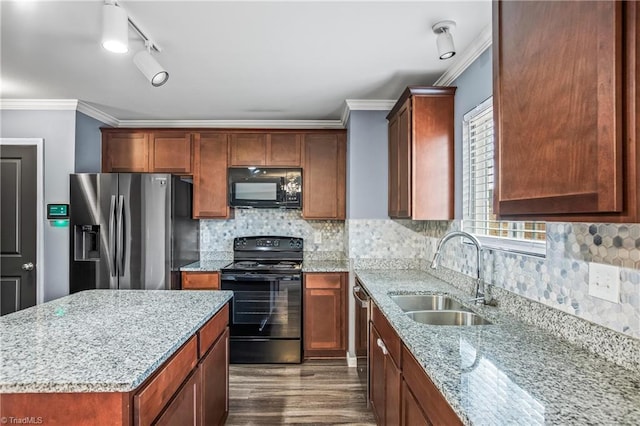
{"left": 21, "top": 262, "right": 34, "bottom": 271}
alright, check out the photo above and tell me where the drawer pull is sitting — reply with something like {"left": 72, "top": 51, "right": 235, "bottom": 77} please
{"left": 377, "top": 338, "right": 389, "bottom": 355}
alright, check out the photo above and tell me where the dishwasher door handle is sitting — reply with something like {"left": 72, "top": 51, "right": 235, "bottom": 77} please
{"left": 352, "top": 285, "right": 369, "bottom": 308}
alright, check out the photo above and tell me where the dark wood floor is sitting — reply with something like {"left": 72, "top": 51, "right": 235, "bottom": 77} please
{"left": 227, "top": 360, "right": 376, "bottom": 425}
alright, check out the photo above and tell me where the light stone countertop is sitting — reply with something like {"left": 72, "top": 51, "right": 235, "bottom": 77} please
{"left": 355, "top": 269, "right": 640, "bottom": 426}
{"left": 180, "top": 259, "right": 349, "bottom": 273}
{"left": 0, "top": 289, "right": 233, "bottom": 394}
{"left": 180, "top": 260, "right": 232, "bottom": 272}
{"left": 302, "top": 260, "right": 349, "bottom": 272}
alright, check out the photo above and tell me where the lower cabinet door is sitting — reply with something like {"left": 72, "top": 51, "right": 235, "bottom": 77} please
{"left": 200, "top": 328, "right": 229, "bottom": 426}
{"left": 401, "top": 380, "right": 430, "bottom": 426}
{"left": 385, "top": 355, "right": 401, "bottom": 426}
{"left": 154, "top": 371, "right": 201, "bottom": 426}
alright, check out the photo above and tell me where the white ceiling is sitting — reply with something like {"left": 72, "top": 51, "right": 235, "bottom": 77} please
{"left": 1, "top": 0, "right": 491, "bottom": 122}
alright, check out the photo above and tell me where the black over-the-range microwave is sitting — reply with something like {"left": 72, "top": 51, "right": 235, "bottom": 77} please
{"left": 228, "top": 168, "right": 302, "bottom": 209}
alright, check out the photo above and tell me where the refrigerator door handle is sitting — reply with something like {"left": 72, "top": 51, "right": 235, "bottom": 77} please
{"left": 117, "top": 195, "right": 125, "bottom": 277}
{"left": 108, "top": 195, "right": 117, "bottom": 277}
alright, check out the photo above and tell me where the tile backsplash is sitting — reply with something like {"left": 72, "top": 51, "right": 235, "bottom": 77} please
{"left": 200, "top": 209, "right": 344, "bottom": 259}
{"left": 199, "top": 211, "right": 640, "bottom": 340}
{"left": 351, "top": 219, "right": 640, "bottom": 340}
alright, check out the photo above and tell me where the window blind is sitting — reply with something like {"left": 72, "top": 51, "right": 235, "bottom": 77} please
{"left": 462, "top": 98, "right": 545, "bottom": 242}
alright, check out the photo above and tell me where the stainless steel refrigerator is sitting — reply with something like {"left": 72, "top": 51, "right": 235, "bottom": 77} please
{"left": 69, "top": 174, "right": 199, "bottom": 293}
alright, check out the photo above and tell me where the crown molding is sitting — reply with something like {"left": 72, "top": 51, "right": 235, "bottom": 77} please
{"left": 116, "top": 119, "right": 345, "bottom": 129}
{"left": 0, "top": 99, "right": 79, "bottom": 110}
{"left": 433, "top": 24, "right": 492, "bottom": 86}
{"left": 341, "top": 99, "right": 396, "bottom": 125}
{"left": 77, "top": 101, "right": 119, "bottom": 127}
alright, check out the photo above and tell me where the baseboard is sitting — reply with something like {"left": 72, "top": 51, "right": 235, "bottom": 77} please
{"left": 346, "top": 353, "right": 357, "bottom": 368}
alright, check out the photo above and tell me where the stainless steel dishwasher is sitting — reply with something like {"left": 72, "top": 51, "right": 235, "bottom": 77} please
{"left": 353, "top": 278, "right": 371, "bottom": 404}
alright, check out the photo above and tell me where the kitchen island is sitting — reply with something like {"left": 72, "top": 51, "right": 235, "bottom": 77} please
{"left": 356, "top": 269, "right": 640, "bottom": 425}
{"left": 0, "top": 289, "right": 233, "bottom": 425}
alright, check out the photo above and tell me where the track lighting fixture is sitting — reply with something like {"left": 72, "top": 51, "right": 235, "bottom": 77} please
{"left": 101, "top": 3, "right": 128, "bottom": 53}
{"left": 432, "top": 20, "right": 456, "bottom": 60}
{"left": 134, "top": 44, "right": 169, "bottom": 87}
{"left": 101, "top": 1, "right": 169, "bottom": 87}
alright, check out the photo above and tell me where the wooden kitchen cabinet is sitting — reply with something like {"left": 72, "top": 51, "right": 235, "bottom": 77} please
{"left": 229, "top": 132, "right": 301, "bottom": 167}
{"left": 401, "top": 345, "right": 462, "bottom": 426}
{"left": 302, "top": 132, "right": 347, "bottom": 220}
{"left": 181, "top": 271, "right": 220, "bottom": 290}
{"left": 387, "top": 86, "right": 456, "bottom": 220}
{"left": 193, "top": 132, "right": 231, "bottom": 219}
{"left": 199, "top": 328, "right": 229, "bottom": 426}
{"left": 303, "top": 272, "right": 347, "bottom": 358}
{"left": 149, "top": 131, "right": 192, "bottom": 174}
{"left": 102, "top": 130, "right": 150, "bottom": 172}
{"left": 154, "top": 369, "right": 201, "bottom": 426}
{"left": 494, "top": 1, "right": 639, "bottom": 222}
{"left": 268, "top": 133, "right": 301, "bottom": 166}
{"left": 369, "top": 307, "right": 401, "bottom": 426}
{"left": 229, "top": 133, "right": 268, "bottom": 166}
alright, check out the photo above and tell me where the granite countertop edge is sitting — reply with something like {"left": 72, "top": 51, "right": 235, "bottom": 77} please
{"left": 181, "top": 260, "right": 349, "bottom": 273}
{"left": 354, "top": 268, "right": 640, "bottom": 426}
{"left": 0, "top": 290, "right": 234, "bottom": 394}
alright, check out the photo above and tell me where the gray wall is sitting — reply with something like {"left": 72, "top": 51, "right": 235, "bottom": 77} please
{"left": 452, "top": 48, "right": 493, "bottom": 218}
{"left": 1, "top": 110, "right": 76, "bottom": 302}
{"left": 346, "top": 110, "right": 389, "bottom": 219}
{"left": 75, "top": 111, "right": 106, "bottom": 173}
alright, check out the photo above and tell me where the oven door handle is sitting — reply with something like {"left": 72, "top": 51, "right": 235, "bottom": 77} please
{"left": 221, "top": 274, "right": 301, "bottom": 282}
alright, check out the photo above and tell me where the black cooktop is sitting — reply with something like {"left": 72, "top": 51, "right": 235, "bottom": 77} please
{"left": 222, "top": 236, "right": 304, "bottom": 274}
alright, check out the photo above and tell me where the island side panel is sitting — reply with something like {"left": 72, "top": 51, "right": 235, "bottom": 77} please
{"left": 0, "top": 392, "right": 131, "bottom": 426}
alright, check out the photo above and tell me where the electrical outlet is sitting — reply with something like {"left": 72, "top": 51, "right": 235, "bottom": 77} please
{"left": 588, "top": 262, "right": 620, "bottom": 303}
{"left": 314, "top": 231, "right": 323, "bottom": 244}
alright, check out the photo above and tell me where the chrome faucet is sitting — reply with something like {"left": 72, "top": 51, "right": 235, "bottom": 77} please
{"left": 430, "top": 231, "right": 486, "bottom": 305}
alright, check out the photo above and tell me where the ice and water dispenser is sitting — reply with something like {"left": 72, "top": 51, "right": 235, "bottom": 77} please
{"left": 74, "top": 225, "right": 100, "bottom": 261}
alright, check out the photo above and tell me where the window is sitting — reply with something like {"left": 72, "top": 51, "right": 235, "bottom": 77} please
{"left": 462, "top": 97, "right": 545, "bottom": 255}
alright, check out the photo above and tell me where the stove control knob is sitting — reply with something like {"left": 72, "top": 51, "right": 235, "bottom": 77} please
{"left": 289, "top": 239, "right": 294, "bottom": 247}
{"left": 295, "top": 240, "right": 302, "bottom": 248}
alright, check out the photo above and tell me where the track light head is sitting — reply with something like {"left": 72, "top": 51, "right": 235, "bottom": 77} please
{"left": 102, "top": 3, "right": 129, "bottom": 53}
{"left": 432, "top": 20, "right": 456, "bottom": 60}
{"left": 134, "top": 48, "right": 169, "bottom": 87}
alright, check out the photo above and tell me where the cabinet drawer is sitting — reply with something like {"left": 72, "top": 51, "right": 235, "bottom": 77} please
{"left": 371, "top": 304, "right": 401, "bottom": 366}
{"left": 304, "top": 273, "right": 343, "bottom": 289}
{"left": 181, "top": 271, "right": 220, "bottom": 290}
{"left": 401, "top": 345, "right": 462, "bottom": 426}
{"left": 199, "top": 303, "right": 229, "bottom": 359}
{"left": 134, "top": 336, "right": 198, "bottom": 426}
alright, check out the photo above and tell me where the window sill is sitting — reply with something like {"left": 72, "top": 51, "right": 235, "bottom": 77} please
{"left": 469, "top": 235, "right": 546, "bottom": 258}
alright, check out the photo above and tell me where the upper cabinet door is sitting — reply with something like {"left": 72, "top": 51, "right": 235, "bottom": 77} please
{"left": 268, "top": 133, "right": 301, "bottom": 166}
{"left": 229, "top": 133, "right": 267, "bottom": 166}
{"left": 302, "top": 132, "right": 346, "bottom": 220}
{"left": 102, "top": 131, "right": 149, "bottom": 172}
{"left": 494, "top": 1, "right": 626, "bottom": 218}
{"left": 149, "top": 131, "right": 192, "bottom": 174}
{"left": 386, "top": 87, "right": 455, "bottom": 220}
{"left": 193, "top": 133, "right": 230, "bottom": 218}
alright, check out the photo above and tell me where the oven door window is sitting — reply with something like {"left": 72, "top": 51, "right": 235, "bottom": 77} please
{"left": 224, "top": 278, "right": 301, "bottom": 339}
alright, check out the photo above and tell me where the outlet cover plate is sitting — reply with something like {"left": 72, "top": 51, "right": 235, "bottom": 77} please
{"left": 314, "top": 231, "right": 322, "bottom": 244}
{"left": 588, "top": 262, "right": 620, "bottom": 303}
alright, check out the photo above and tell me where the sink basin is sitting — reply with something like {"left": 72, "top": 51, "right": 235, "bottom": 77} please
{"left": 406, "top": 310, "right": 492, "bottom": 326}
{"left": 390, "top": 294, "right": 469, "bottom": 312}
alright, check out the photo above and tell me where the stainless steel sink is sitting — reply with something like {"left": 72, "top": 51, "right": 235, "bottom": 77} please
{"left": 406, "top": 310, "right": 492, "bottom": 326}
{"left": 390, "top": 294, "right": 469, "bottom": 312}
